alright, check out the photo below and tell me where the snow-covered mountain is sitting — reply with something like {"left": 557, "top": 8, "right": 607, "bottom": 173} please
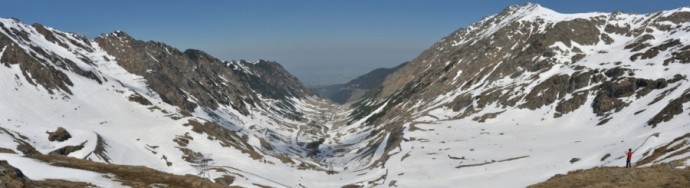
{"left": 345, "top": 3, "right": 690, "bottom": 187}
{"left": 1, "top": 3, "right": 690, "bottom": 187}
{"left": 0, "top": 17, "right": 335, "bottom": 187}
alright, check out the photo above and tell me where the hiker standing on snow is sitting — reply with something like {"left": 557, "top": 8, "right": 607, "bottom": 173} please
{"left": 625, "top": 148, "right": 633, "bottom": 168}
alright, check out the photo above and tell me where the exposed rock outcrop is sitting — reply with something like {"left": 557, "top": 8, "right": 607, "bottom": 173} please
{"left": 0, "top": 160, "right": 95, "bottom": 188}
{"left": 0, "top": 160, "right": 28, "bottom": 188}
{"left": 48, "top": 141, "right": 85, "bottom": 156}
{"left": 47, "top": 127, "right": 71, "bottom": 142}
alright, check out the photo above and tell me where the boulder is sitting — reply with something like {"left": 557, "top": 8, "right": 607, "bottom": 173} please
{"left": 47, "top": 127, "right": 71, "bottom": 142}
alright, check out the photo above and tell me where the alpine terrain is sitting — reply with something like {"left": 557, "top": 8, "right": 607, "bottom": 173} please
{"left": 1, "top": 3, "right": 690, "bottom": 187}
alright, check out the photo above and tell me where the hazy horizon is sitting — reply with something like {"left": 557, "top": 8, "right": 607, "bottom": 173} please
{"left": 2, "top": 0, "right": 689, "bottom": 86}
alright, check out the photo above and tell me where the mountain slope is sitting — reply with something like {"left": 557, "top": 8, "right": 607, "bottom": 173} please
{"left": 0, "top": 17, "right": 336, "bottom": 187}
{"left": 353, "top": 4, "right": 690, "bottom": 126}
{"left": 341, "top": 3, "right": 690, "bottom": 187}
{"left": 94, "top": 31, "right": 313, "bottom": 116}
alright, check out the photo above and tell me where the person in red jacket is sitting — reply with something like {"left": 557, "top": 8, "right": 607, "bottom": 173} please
{"left": 625, "top": 148, "right": 633, "bottom": 168}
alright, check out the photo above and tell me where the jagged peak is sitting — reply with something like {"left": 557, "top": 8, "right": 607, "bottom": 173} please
{"left": 498, "top": 3, "right": 608, "bottom": 23}
{"left": 231, "top": 59, "right": 276, "bottom": 65}
{"left": 476, "top": 3, "right": 688, "bottom": 32}
{"left": 659, "top": 6, "right": 690, "bottom": 17}
{"left": 255, "top": 59, "right": 277, "bottom": 65}
{"left": 98, "top": 30, "right": 132, "bottom": 39}
{"left": 184, "top": 48, "right": 219, "bottom": 62}
{"left": 455, "top": 4, "right": 608, "bottom": 43}
{"left": 0, "top": 18, "right": 75, "bottom": 38}
{"left": 0, "top": 17, "right": 21, "bottom": 24}
{"left": 679, "top": 6, "right": 690, "bottom": 12}
{"left": 503, "top": 3, "right": 551, "bottom": 14}
{"left": 505, "top": 3, "right": 558, "bottom": 19}
{"left": 0, "top": 17, "right": 28, "bottom": 31}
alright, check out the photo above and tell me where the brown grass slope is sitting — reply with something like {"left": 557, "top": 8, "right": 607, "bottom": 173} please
{"left": 29, "top": 155, "right": 240, "bottom": 188}
{"left": 532, "top": 133, "right": 690, "bottom": 188}
{"left": 529, "top": 164, "right": 690, "bottom": 188}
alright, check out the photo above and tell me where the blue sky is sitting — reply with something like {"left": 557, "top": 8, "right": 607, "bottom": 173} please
{"left": 2, "top": 1, "right": 689, "bottom": 86}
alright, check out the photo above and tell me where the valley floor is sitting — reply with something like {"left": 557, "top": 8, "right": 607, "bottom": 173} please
{"left": 1, "top": 92, "right": 689, "bottom": 188}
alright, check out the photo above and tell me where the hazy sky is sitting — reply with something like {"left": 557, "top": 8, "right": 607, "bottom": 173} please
{"left": 2, "top": 0, "right": 689, "bottom": 86}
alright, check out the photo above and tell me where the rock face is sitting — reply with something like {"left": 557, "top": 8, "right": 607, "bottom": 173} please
{"left": 0, "top": 22, "right": 83, "bottom": 95}
{"left": 0, "top": 160, "right": 28, "bottom": 188}
{"left": 0, "top": 160, "right": 93, "bottom": 188}
{"left": 48, "top": 141, "right": 85, "bottom": 156}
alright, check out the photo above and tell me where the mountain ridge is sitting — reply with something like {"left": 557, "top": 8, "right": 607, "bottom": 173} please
{"left": 350, "top": 3, "right": 690, "bottom": 125}
{"left": 341, "top": 3, "right": 690, "bottom": 186}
